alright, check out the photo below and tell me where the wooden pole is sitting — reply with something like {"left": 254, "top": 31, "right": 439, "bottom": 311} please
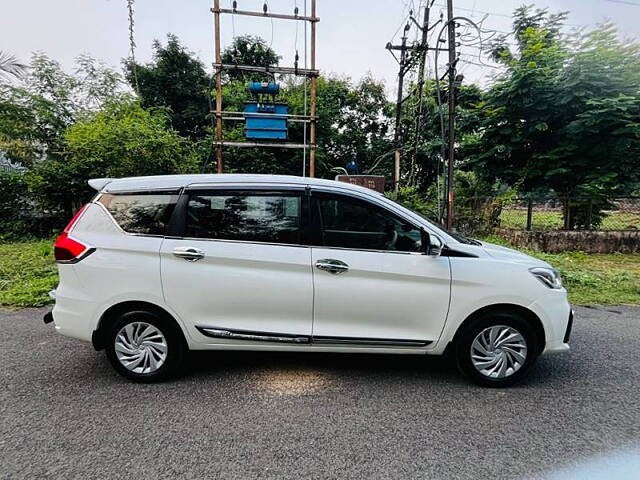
{"left": 309, "top": 0, "right": 317, "bottom": 178}
{"left": 213, "top": 0, "right": 224, "bottom": 173}
{"left": 446, "top": 0, "right": 456, "bottom": 230}
{"left": 392, "top": 32, "right": 408, "bottom": 194}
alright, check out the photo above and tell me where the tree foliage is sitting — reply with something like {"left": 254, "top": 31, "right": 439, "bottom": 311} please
{"left": 28, "top": 98, "right": 196, "bottom": 216}
{"left": 124, "top": 34, "right": 211, "bottom": 138}
{"left": 0, "top": 53, "right": 124, "bottom": 166}
{"left": 472, "top": 7, "right": 640, "bottom": 203}
{"left": 221, "top": 35, "right": 280, "bottom": 82}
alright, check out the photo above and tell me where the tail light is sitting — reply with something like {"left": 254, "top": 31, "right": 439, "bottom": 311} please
{"left": 54, "top": 205, "right": 95, "bottom": 263}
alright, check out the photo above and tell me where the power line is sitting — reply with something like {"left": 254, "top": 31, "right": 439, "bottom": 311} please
{"left": 603, "top": 0, "right": 640, "bottom": 6}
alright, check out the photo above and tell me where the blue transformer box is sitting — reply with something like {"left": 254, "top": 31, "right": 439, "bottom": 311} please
{"left": 244, "top": 102, "right": 288, "bottom": 140}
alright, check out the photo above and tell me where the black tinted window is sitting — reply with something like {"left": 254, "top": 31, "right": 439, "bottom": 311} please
{"left": 318, "top": 195, "right": 422, "bottom": 252}
{"left": 186, "top": 192, "right": 302, "bottom": 244}
{"left": 99, "top": 193, "right": 178, "bottom": 235}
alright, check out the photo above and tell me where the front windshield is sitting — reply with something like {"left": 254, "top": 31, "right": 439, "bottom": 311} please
{"left": 387, "top": 196, "right": 482, "bottom": 246}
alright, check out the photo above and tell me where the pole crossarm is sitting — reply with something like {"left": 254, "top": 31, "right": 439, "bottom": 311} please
{"left": 211, "top": 7, "right": 319, "bottom": 22}
{"left": 214, "top": 110, "right": 315, "bottom": 121}
{"left": 213, "top": 63, "right": 319, "bottom": 77}
{"left": 214, "top": 110, "right": 316, "bottom": 119}
{"left": 212, "top": 141, "right": 314, "bottom": 149}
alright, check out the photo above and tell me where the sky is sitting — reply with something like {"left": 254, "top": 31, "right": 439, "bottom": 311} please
{"left": 2, "top": 0, "right": 640, "bottom": 95}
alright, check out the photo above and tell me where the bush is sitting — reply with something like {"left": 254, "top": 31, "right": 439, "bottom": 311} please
{"left": 27, "top": 98, "right": 198, "bottom": 219}
{"left": 0, "top": 169, "right": 33, "bottom": 238}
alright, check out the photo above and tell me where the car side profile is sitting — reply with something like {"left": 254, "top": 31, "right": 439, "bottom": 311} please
{"left": 46, "top": 174, "right": 573, "bottom": 387}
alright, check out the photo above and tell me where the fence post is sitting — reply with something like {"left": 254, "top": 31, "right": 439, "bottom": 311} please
{"left": 586, "top": 198, "right": 593, "bottom": 230}
{"left": 563, "top": 197, "right": 571, "bottom": 230}
{"left": 526, "top": 198, "right": 533, "bottom": 231}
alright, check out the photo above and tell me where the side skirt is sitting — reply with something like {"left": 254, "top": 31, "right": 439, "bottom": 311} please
{"left": 196, "top": 326, "right": 431, "bottom": 347}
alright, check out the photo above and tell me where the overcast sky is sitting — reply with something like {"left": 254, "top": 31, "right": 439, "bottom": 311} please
{"left": 2, "top": 0, "right": 640, "bottom": 94}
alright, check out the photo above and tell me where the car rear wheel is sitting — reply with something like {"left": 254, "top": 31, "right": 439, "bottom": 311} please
{"left": 455, "top": 311, "right": 539, "bottom": 387}
{"left": 105, "top": 310, "right": 185, "bottom": 382}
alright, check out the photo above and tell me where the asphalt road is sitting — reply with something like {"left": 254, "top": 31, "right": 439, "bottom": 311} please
{"left": 1, "top": 306, "right": 639, "bottom": 479}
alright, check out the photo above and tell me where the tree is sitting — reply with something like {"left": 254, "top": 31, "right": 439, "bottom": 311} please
{"left": 124, "top": 34, "right": 211, "bottom": 138}
{"left": 400, "top": 79, "right": 483, "bottom": 189}
{"left": 0, "top": 51, "right": 26, "bottom": 81}
{"left": 0, "top": 53, "right": 124, "bottom": 166}
{"left": 221, "top": 35, "right": 280, "bottom": 82}
{"left": 471, "top": 7, "right": 640, "bottom": 227}
{"left": 28, "top": 98, "right": 197, "bottom": 217}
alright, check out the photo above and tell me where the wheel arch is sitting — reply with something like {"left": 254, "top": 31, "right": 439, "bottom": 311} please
{"left": 449, "top": 303, "right": 546, "bottom": 355}
{"left": 92, "top": 300, "right": 187, "bottom": 351}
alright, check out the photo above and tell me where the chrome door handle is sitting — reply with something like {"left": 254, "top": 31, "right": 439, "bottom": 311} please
{"left": 315, "top": 259, "right": 349, "bottom": 274}
{"left": 173, "top": 246, "right": 205, "bottom": 262}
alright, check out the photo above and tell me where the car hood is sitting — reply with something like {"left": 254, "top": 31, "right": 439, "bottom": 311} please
{"left": 478, "top": 241, "right": 551, "bottom": 268}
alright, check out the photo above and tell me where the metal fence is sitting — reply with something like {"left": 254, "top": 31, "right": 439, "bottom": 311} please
{"left": 452, "top": 196, "right": 640, "bottom": 235}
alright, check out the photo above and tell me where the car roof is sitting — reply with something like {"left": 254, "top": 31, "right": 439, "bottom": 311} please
{"left": 89, "top": 174, "right": 385, "bottom": 196}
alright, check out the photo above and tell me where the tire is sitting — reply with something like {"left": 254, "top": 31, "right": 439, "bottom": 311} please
{"left": 105, "top": 310, "right": 186, "bottom": 383}
{"left": 455, "top": 311, "right": 539, "bottom": 388}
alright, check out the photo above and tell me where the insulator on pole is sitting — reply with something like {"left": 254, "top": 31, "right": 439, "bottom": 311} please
{"left": 294, "top": 6, "right": 299, "bottom": 16}
{"left": 263, "top": 2, "right": 268, "bottom": 14}
{"left": 232, "top": 0, "right": 237, "bottom": 12}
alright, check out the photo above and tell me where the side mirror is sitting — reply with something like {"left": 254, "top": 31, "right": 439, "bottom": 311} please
{"left": 423, "top": 231, "right": 443, "bottom": 256}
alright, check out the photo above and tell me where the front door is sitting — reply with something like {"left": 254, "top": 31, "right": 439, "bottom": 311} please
{"left": 310, "top": 191, "right": 451, "bottom": 345}
{"left": 161, "top": 187, "right": 313, "bottom": 343}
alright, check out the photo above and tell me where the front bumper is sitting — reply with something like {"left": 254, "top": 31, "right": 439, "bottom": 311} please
{"left": 541, "top": 307, "right": 573, "bottom": 355}
{"left": 564, "top": 309, "right": 574, "bottom": 343}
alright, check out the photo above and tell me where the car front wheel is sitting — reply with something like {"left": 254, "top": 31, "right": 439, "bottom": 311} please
{"left": 455, "top": 312, "right": 539, "bottom": 387}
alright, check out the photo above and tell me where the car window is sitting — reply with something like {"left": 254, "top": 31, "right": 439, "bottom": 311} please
{"left": 99, "top": 193, "right": 178, "bottom": 235}
{"left": 186, "top": 192, "right": 302, "bottom": 244}
{"left": 317, "top": 194, "right": 422, "bottom": 252}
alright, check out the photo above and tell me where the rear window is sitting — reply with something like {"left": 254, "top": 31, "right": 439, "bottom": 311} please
{"left": 99, "top": 192, "right": 178, "bottom": 235}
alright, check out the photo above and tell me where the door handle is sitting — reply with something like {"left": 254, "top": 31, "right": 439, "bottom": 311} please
{"left": 173, "top": 246, "right": 205, "bottom": 262}
{"left": 315, "top": 259, "right": 349, "bottom": 274}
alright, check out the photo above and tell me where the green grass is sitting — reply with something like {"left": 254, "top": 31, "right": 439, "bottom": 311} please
{"left": 0, "top": 237, "right": 639, "bottom": 308}
{"left": 0, "top": 239, "right": 58, "bottom": 307}
{"left": 499, "top": 209, "right": 640, "bottom": 230}
{"left": 480, "top": 235, "right": 640, "bottom": 305}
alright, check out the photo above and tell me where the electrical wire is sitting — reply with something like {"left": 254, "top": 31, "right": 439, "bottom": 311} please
{"left": 432, "top": 15, "right": 482, "bottom": 221}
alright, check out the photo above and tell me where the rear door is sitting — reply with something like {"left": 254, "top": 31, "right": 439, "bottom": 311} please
{"left": 310, "top": 190, "right": 451, "bottom": 346}
{"left": 160, "top": 186, "right": 313, "bottom": 344}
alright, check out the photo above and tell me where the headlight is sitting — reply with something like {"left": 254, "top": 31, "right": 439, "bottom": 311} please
{"left": 529, "top": 267, "right": 563, "bottom": 289}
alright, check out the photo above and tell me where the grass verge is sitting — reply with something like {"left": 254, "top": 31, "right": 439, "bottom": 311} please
{"left": 0, "top": 239, "right": 57, "bottom": 307}
{"left": 0, "top": 237, "right": 639, "bottom": 308}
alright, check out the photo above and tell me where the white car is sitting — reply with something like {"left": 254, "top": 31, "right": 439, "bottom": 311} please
{"left": 46, "top": 174, "right": 572, "bottom": 387}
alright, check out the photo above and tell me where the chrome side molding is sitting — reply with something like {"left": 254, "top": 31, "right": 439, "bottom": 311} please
{"left": 196, "top": 326, "right": 431, "bottom": 347}
{"left": 197, "top": 326, "right": 310, "bottom": 344}
{"left": 313, "top": 336, "right": 431, "bottom": 347}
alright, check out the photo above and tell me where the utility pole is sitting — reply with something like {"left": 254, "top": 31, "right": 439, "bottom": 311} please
{"left": 446, "top": 0, "right": 456, "bottom": 230}
{"left": 210, "top": 0, "right": 319, "bottom": 176}
{"left": 213, "top": 0, "right": 223, "bottom": 173}
{"left": 409, "top": 3, "right": 431, "bottom": 184}
{"left": 309, "top": 0, "right": 317, "bottom": 177}
{"left": 387, "top": 22, "right": 411, "bottom": 194}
